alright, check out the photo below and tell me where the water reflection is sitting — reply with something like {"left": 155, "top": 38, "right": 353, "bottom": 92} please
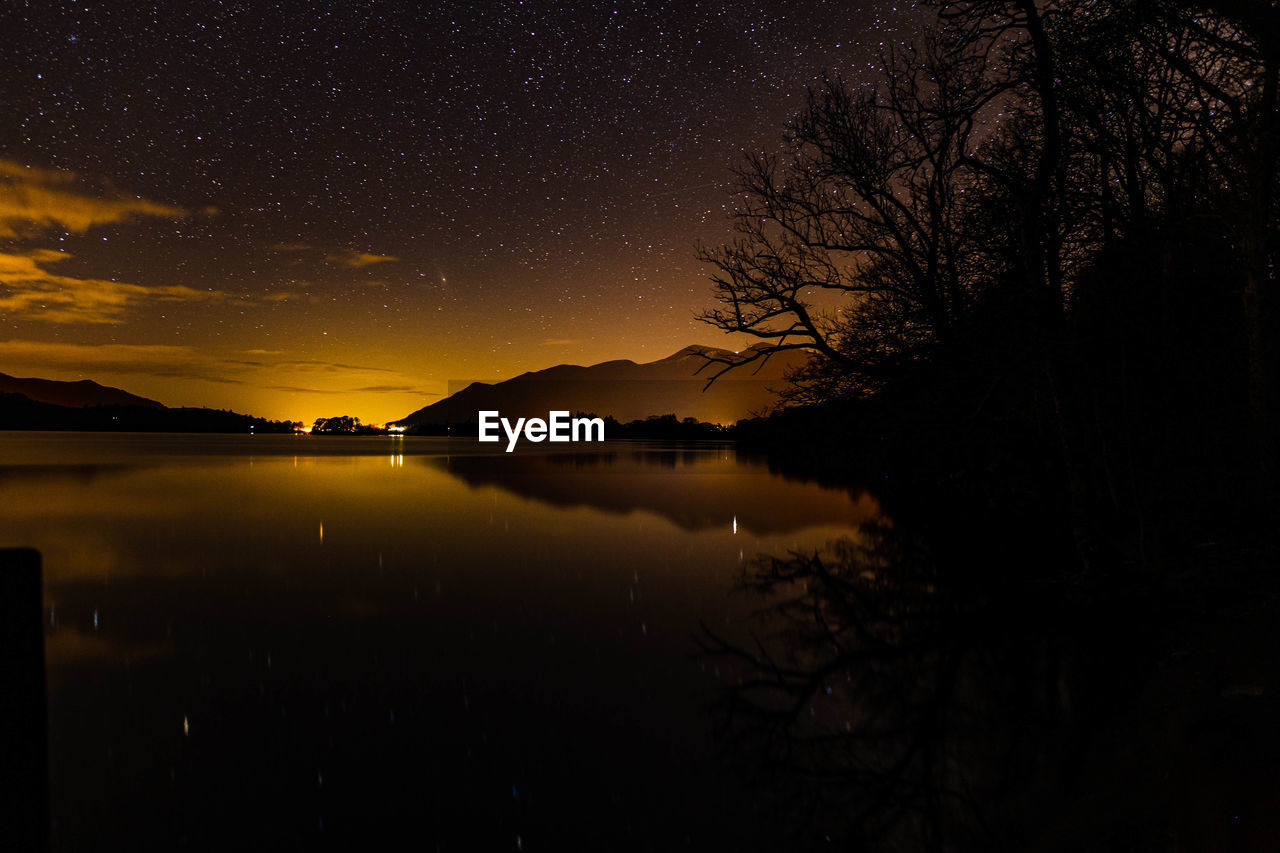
{"left": 702, "top": 524, "right": 1280, "bottom": 851}
{"left": 0, "top": 435, "right": 878, "bottom": 536}
{"left": 428, "top": 449, "right": 880, "bottom": 534}
{"left": 0, "top": 433, "right": 873, "bottom": 850}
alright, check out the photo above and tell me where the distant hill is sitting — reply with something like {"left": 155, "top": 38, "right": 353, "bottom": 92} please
{"left": 0, "top": 391, "right": 296, "bottom": 433}
{"left": 393, "top": 344, "right": 806, "bottom": 426}
{"left": 0, "top": 373, "right": 298, "bottom": 433}
{"left": 0, "top": 372, "right": 164, "bottom": 409}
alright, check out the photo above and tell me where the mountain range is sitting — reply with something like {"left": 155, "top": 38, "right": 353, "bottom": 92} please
{"left": 393, "top": 344, "right": 804, "bottom": 426}
{"left": 0, "top": 372, "right": 164, "bottom": 409}
{"left": 0, "top": 344, "right": 804, "bottom": 430}
{"left": 0, "top": 373, "right": 294, "bottom": 432}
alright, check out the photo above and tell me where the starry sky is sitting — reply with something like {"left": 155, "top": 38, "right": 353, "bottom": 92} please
{"left": 1, "top": 0, "right": 906, "bottom": 424}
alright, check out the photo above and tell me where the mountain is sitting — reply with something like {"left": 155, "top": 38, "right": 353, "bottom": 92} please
{"left": 0, "top": 373, "right": 300, "bottom": 432}
{"left": 394, "top": 344, "right": 807, "bottom": 426}
{"left": 0, "top": 372, "right": 164, "bottom": 409}
{"left": 0, "top": 391, "right": 296, "bottom": 432}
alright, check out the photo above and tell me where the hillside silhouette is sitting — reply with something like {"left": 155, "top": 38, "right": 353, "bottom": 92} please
{"left": 0, "top": 373, "right": 164, "bottom": 410}
{"left": 393, "top": 344, "right": 805, "bottom": 427}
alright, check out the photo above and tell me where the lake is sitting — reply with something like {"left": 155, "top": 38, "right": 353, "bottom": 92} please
{"left": 0, "top": 432, "right": 879, "bottom": 850}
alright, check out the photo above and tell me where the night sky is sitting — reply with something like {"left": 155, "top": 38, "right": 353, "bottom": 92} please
{"left": 1, "top": 0, "right": 905, "bottom": 424}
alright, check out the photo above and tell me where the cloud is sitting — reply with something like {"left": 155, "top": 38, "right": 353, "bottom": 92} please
{"left": 273, "top": 359, "right": 400, "bottom": 374}
{"left": 0, "top": 340, "right": 416, "bottom": 388}
{"left": 274, "top": 244, "right": 400, "bottom": 272}
{"left": 0, "top": 159, "right": 188, "bottom": 238}
{"left": 0, "top": 339, "right": 239, "bottom": 382}
{"left": 0, "top": 161, "right": 222, "bottom": 324}
{"left": 0, "top": 338, "right": 435, "bottom": 421}
{"left": 352, "top": 384, "right": 434, "bottom": 394}
{"left": 266, "top": 385, "right": 342, "bottom": 394}
{"left": 266, "top": 383, "right": 434, "bottom": 395}
{"left": 325, "top": 250, "right": 399, "bottom": 268}
{"left": 0, "top": 250, "right": 230, "bottom": 324}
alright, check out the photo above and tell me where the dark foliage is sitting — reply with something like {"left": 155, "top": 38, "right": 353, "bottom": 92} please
{"left": 701, "top": 0, "right": 1280, "bottom": 569}
{"left": 311, "top": 415, "right": 387, "bottom": 434}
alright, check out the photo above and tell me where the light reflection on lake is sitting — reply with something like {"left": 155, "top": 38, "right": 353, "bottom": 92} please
{"left": 0, "top": 432, "right": 877, "bottom": 850}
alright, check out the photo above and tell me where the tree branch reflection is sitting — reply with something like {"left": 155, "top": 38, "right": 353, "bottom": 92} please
{"left": 701, "top": 524, "right": 1069, "bottom": 851}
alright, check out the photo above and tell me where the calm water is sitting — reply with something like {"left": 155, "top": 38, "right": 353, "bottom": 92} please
{"left": 0, "top": 432, "right": 879, "bottom": 850}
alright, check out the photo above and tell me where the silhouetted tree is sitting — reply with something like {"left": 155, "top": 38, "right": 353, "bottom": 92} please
{"left": 312, "top": 415, "right": 362, "bottom": 434}
{"left": 700, "top": 0, "right": 1279, "bottom": 560}
{"left": 1139, "top": 0, "right": 1280, "bottom": 479}
{"left": 697, "top": 28, "right": 998, "bottom": 402}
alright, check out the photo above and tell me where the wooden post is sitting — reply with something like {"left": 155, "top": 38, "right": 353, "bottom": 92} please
{"left": 1, "top": 547, "right": 49, "bottom": 852}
